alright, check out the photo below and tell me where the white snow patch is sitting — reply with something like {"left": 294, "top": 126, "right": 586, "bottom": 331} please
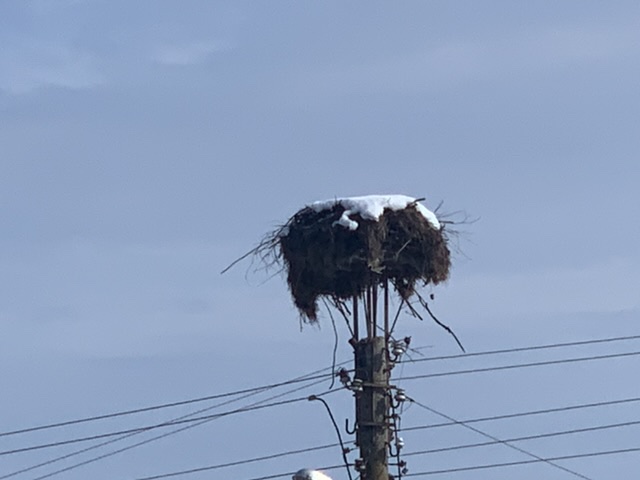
{"left": 311, "top": 194, "right": 441, "bottom": 230}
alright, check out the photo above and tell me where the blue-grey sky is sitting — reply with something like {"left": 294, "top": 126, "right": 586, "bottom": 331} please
{"left": 1, "top": 2, "right": 639, "bottom": 479}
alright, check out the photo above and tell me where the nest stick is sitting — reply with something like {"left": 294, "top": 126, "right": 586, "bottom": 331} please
{"left": 332, "top": 298, "right": 355, "bottom": 338}
{"left": 220, "top": 248, "right": 255, "bottom": 275}
{"left": 338, "top": 299, "right": 352, "bottom": 316}
{"left": 394, "top": 239, "right": 412, "bottom": 260}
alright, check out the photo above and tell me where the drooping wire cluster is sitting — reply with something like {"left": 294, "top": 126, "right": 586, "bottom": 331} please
{"left": 2, "top": 333, "right": 640, "bottom": 480}
{"left": 335, "top": 333, "right": 640, "bottom": 480}
{"left": 0, "top": 364, "right": 346, "bottom": 480}
{"left": 383, "top": 334, "right": 640, "bottom": 480}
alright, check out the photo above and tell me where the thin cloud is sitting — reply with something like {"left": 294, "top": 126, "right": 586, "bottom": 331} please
{"left": 27, "top": 0, "right": 90, "bottom": 15}
{"left": 0, "top": 40, "right": 104, "bottom": 94}
{"left": 442, "top": 257, "right": 640, "bottom": 324}
{"left": 293, "top": 19, "right": 640, "bottom": 99}
{"left": 153, "top": 41, "right": 228, "bottom": 66}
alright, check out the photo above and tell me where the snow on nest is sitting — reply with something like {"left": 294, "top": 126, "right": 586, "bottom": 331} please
{"left": 311, "top": 194, "right": 441, "bottom": 231}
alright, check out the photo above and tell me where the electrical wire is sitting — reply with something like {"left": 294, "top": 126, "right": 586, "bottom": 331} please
{"left": 404, "top": 419, "right": 640, "bottom": 456}
{"left": 403, "top": 447, "right": 640, "bottom": 476}
{"left": 130, "top": 443, "right": 341, "bottom": 480}
{"left": 0, "top": 368, "right": 347, "bottom": 439}
{"left": 0, "top": 390, "right": 335, "bottom": 457}
{"left": 120, "top": 409, "right": 640, "bottom": 480}
{"left": 400, "top": 396, "right": 640, "bottom": 432}
{"left": 15, "top": 398, "right": 637, "bottom": 477}
{"left": 7, "top": 334, "right": 639, "bottom": 478}
{"left": 5, "top": 334, "right": 636, "bottom": 440}
{"left": 0, "top": 360, "right": 356, "bottom": 457}
{"left": 399, "top": 333, "right": 640, "bottom": 364}
{"left": 307, "top": 395, "right": 353, "bottom": 480}
{"left": 28, "top": 382, "right": 337, "bottom": 480}
{"left": 396, "top": 350, "right": 640, "bottom": 381}
{"left": 406, "top": 397, "right": 593, "bottom": 480}
{"left": 26, "top": 383, "right": 338, "bottom": 480}
{"left": 235, "top": 465, "right": 346, "bottom": 480}
{"left": 1, "top": 372, "right": 337, "bottom": 480}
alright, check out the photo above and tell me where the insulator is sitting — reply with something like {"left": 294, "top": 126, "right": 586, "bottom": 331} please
{"left": 396, "top": 437, "right": 405, "bottom": 450}
{"left": 354, "top": 458, "right": 365, "bottom": 472}
{"left": 391, "top": 342, "right": 406, "bottom": 357}
{"left": 349, "top": 378, "right": 364, "bottom": 392}
{"left": 394, "top": 389, "right": 407, "bottom": 403}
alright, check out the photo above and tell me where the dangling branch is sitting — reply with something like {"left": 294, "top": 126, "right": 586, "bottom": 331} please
{"left": 329, "top": 298, "right": 355, "bottom": 338}
{"left": 415, "top": 292, "right": 465, "bottom": 352}
{"left": 321, "top": 298, "right": 340, "bottom": 389}
{"left": 404, "top": 299, "right": 424, "bottom": 320}
{"left": 389, "top": 297, "right": 405, "bottom": 336}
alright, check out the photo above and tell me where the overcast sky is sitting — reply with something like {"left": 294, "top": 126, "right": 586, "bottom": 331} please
{"left": 1, "top": 2, "right": 639, "bottom": 480}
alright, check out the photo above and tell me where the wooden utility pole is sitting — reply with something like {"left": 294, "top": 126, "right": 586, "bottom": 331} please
{"left": 353, "top": 284, "right": 391, "bottom": 480}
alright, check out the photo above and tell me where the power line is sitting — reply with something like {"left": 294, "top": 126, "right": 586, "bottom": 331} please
{"left": 27, "top": 382, "right": 336, "bottom": 480}
{"left": 404, "top": 419, "right": 640, "bottom": 457}
{"left": 0, "top": 367, "right": 345, "bottom": 439}
{"left": 400, "top": 396, "right": 640, "bottom": 432}
{"left": 0, "top": 374, "right": 335, "bottom": 480}
{"left": 404, "top": 447, "right": 640, "bottom": 476}
{"left": 131, "top": 443, "right": 341, "bottom": 480}
{"left": 8, "top": 351, "right": 633, "bottom": 470}
{"left": 405, "top": 397, "right": 593, "bottom": 480}
{"left": 0, "top": 390, "right": 335, "bottom": 457}
{"left": 396, "top": 350, "right": 640, "bottom": 381}
{"left": 239, "top": 465, "right": 345, "bottom": 480}
{"left": 6, "top": 334, "right": 639, "bottom": 478}
{"left": 5, "top": 334, "right": 636, "bottom": 440}
{"left": 26, "top": 384, "right": 338, "bottom": 480}
{"left": 400, "top": 334, "right": 640, "bottom": 364}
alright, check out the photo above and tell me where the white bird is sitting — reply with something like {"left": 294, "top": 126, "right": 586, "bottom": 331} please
{"left": 292, "top": 468, "right": 333, "bottom": 480}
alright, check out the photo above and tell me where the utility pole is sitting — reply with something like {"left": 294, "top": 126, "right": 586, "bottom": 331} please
{"left": 352, "top": 283, "right": 391, "bottom": 480}
{"left": 354, "top": 337, "right": 390, "bottom": 480}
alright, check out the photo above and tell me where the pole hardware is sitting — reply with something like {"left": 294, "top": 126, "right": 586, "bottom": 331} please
{"left": 345, "top": 418, "right": 357, "bottom": 435}
{"left": 349, "top": 378, "right": 364, "bottom": 392}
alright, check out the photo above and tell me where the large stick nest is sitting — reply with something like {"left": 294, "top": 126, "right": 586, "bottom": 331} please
{"left": 268, "top": 203, "right": 451, "bottom": 322}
